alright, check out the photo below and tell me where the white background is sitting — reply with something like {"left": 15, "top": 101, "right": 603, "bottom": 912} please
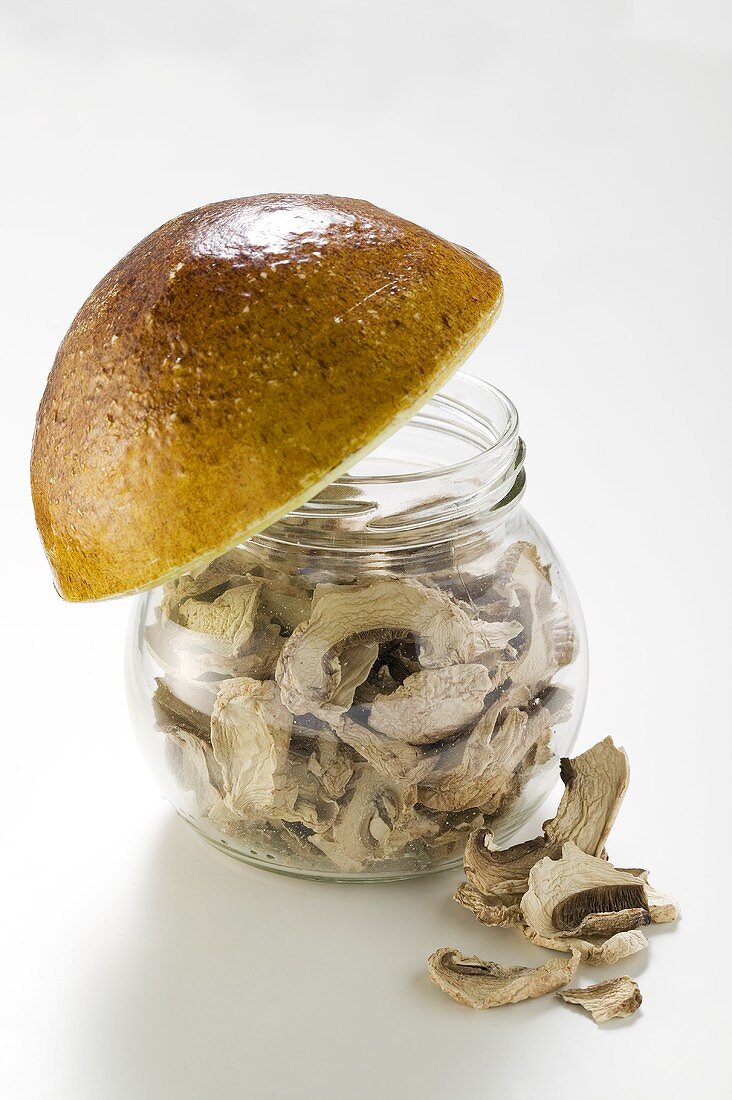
{"left": 2, "top": 2, "right": 731, "bottom": 1097}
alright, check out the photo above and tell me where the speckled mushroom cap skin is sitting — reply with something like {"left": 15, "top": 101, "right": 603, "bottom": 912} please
{"left": 31, "top": 195, "right": 503, "bottom": 602}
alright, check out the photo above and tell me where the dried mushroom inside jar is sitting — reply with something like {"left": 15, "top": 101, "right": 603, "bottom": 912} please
{"left": 141, "top": 529, "right": 583, "bottom": 877}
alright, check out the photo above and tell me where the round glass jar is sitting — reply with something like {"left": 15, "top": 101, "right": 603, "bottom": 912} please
{"left": 126, "top": 374, "right": 587, "bottom": 881}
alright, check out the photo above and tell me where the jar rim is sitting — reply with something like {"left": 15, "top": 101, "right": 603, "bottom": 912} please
{"left": 252, "top": 371, "right": 526, "bottom": 552}
{"left": 341, "top": 374, "right": 520, "bottom": 486}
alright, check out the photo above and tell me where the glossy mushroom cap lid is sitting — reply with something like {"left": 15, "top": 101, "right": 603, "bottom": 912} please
{"left": 31, "top": 194, "right": 503, "bottom": 602}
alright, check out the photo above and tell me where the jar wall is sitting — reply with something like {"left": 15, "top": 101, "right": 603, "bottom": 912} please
{"left": 127, "top": 512, "right": 587, "bottom": 881}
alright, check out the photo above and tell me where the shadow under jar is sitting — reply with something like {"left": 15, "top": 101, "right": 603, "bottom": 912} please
{"left": 127, "top": 374, "right": 588, "bottom": 881}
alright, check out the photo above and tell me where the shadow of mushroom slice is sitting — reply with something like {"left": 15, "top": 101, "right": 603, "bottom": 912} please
{"left": 275, "top": 577, "right": 522, "bottom": 718}
{"left": 463, "top": 737, "right": 629, "bottom": 900}
{"left": 558, "top": 977, "right": 642, "bottom": 1023}
{"left": 427, "top": 947, "right": 580, "bottom": 1009}
{"left": 163, "top": 726, "right": 224, "bottom": 816}
{"left": 453, "top": 882, "right": 523, "bottom": 927}
{"left": 494, "top": 541, "right": 577, "bottom": 687}
{"left": 309, "top": 765, "right": 420, "bottom": 872}
{"left": 368, "top": 664, "right": 493, "bottom": 745}
{"left": 521, "top": 843, "right": 651, "bottom": 945}
{"left": 336, "top": 717, "right": 435, "bottom": 785}
{"left": 211, "top": 677, "right": 297, "bottom": 817}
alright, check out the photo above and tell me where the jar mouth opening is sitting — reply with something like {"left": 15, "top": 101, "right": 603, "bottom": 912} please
{"left": 340, "top": 374, "right": 520, "bottom": 486}
{"left": 252, "top": 371, "right": 525, "bottom": 551}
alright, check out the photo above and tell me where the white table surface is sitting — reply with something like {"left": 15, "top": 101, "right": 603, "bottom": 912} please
{"left": 2, "top": 2, "right": 731, "bottom": 1097}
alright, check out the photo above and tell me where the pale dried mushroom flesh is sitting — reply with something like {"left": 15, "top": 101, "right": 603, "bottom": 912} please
{"left": 520, "top": 843, "right": 651, "bottom": 960}
{"left": 428, "top": 947, "right": 580, "bottom": 1009}
{"left": 558, "top": 977, "right": 642, "bottom": 1023}
{"left": 146, "top": 539, "right": 579, "bottom": 874}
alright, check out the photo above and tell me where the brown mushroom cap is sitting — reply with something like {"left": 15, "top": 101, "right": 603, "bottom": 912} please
{"left": 31, "top": 194, "right": 503, "bottom": 601}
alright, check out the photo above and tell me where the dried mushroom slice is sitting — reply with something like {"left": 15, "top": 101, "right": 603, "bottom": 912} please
{"left": 164, "top": 727, "right": 223, "bottom": 816}
{"left": 453, "top": 882, "right": 523, "bottom": 928}
{"left": 418, "top": 684, "right": 552, "bottom": 812}
{"left": 464, "top": 737, "right": 629, "bottom": 901}
{"left": 617, "top": 869, "right": 680, "bottom": 924}
{"left": 147, "top": 606, "right": 283, "bottom": 681}
{"left": 160, "top": 549, "right": 257, "bottom": 618}
{"left": 337, "top": 717, "right": 435, "bottom": 785}
{"left": 211, "top": 677, "right": 297, "bottom": 817}
{"left": 522, "top": 925, "right": 648, "bottom": 967}
{"left": 276, "top": 577, "right": 521, "bottom": 718}
{"left": 427, "top": 947, "right": 580, "bottom": 1009}
{"left": 306, "top": 737, "right": 354, "bottom": 801}
{"left": 176, "top": 583, "right": 262, "bottom": 657}
{"left": 257, "top": 577, "right": 312, "bottom": 636}
{"left": 368, "top": 664, "right": 493, "bottom": 745}
{"left": 310, "top": 765, "right": 421, "bottom": 873}
{"left": 558, "top": 977, "right": 642, "bottom": 1023}
{"left": 153, "top": 678, "right": 212, "bottom": 740}
{"left": 495, "top": 542, "right": 576, "bottom": 687}
{"left": 521, "top": 843, "right": 651, "bottom": 942}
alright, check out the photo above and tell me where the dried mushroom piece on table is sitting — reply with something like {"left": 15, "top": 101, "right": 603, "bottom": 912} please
{"left": 558, "top": 977, "right": 642, "bottom": 1023}
{"left": 616, "top": 868, "right": 680, "bottom": 924}
{"left": 211, "top": 677, "right": 297, "bottom": 817}
{"left": 427, "top": 947, "right": 580, "bottom": 1009}
{"left": 275, "top": 577, "right": 522, "bottom": 719}
{"left": 453, "top": 881, "right": 523, "bottom": 928}
{"left": 463, "top": 737, "right": 629, "bottom": 901}
{"left": 520, "top": 843, "right": 651, "bottom": 942}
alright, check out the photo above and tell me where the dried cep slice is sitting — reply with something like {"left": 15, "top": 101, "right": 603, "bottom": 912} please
{"left": 305, "top": 737, "right": 354, "bottom": 801}
{"left": 310, "top": 765, "right": 421, "bottom": 872}
{"left": 427, "top": 947, "right": 580, "bottom": 1009}
{"left": 521, "top": 924, "right": 648, "bottom": 967}
{"left": 368, "top": 664, "right": 493, "bottom": 744}
{"left": 211, "top": 677, "right": 297, "bottom": 816}
{"left": 558, "top": 977, "right": 642, "bottom": 1023}
{"left": 494, "top": 542, "right": 576, "bottom": 687}
{"left": 453, "top": 882, "right": 523, "bottom": 928}
{"left": 164, "top": 727, "right": 223, "bottom": 816}
{"left": 417, "top": 685, "right": 543, "bottom": 812}
{"left": 175, "top": 582, "right": 263, "bottom": 657}
{"left": 153, "top": 678, "right": 212, "bottom": 740}
{"left": 521, "top": 843, "right": 651, "bottom": 942}
{"left": 337, "top": 717, "right": 433, "bottom": 785}
{"left": 276, "top": 577, "right": 521, "bottom": 717}
{"left": 617, "top": 868, "right": 680, "bottom": 924}
{"left": 464, "top": 737, "right": 629, "bottom": 900}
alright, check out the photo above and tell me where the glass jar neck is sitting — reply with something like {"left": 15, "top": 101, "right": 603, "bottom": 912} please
{"left": 251, "top": 373, "right": 526, "bottom": 558}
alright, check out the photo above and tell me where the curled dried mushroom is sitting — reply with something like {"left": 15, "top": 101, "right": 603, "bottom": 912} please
{"left": 558, "top": 977, "right": 642, "bottom": 1023}
{"left": 521, "top": 843, "right": 651, "bottom": 942}
{"left": 428, "top": 947, "right": 580, "bottom": 1009}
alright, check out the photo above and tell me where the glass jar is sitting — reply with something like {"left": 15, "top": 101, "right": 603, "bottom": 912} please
{"left": 126, "top": 373, "right": 587, "bottom": 881}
